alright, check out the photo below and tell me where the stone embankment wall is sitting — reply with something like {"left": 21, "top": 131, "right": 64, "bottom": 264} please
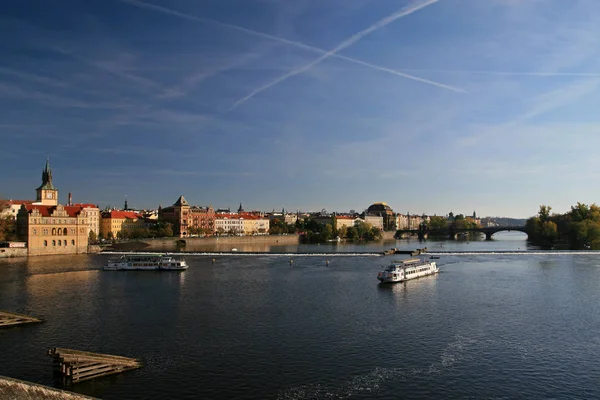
{"left": 88, "top": 245, "right": 102, "bottom": 253}
{"left": 109, "top": 234, "right": 300, "bottom": 253}
{"left": 0, "top": 248, "right": 27, "bottom": 258}
{"left": 382, "top": 231, "right": 396, "bottom": 240}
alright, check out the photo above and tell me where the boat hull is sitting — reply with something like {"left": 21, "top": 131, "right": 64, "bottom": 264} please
{"left": 103, "top": 266, "right": 188, "bottom": 271}
{"left": 103, "top": 254, "right": 188, "bottom": 271}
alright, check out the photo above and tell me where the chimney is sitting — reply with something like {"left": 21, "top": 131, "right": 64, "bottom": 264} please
{"left": 68, "top": 193, "right": 72, "bottom": 206}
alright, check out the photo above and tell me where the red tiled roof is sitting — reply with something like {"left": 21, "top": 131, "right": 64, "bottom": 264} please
{"left": 23, "top": 204, "right": 84, "bottom": 218}
{"left": 105, "top": 210, "right": 142, "bottom": 220}
{"left": 73, "top": 203, "right": 98, "bottom": 208}
{"left": 7, "top": 200, "right": 34, "bottom": 205}
{"left": 216, "top": 213, "right": 267, "bottom": 220}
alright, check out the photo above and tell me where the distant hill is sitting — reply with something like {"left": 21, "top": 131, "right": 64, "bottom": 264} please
{"left": 481, "top": 217, "right": 527, "bottom": 227}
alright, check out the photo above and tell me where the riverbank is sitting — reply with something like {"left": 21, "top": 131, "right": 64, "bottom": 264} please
{"left": 105, "top": 234, "right": 301, "bottom": 253}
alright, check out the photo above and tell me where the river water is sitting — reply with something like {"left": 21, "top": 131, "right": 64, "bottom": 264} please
{"left": 2, "top": 232, "right": 600, "bottom": 399}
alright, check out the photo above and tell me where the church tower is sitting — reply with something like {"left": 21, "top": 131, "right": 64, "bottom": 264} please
{"left": 35, "top": 158, "right": 58, "bottom": 206}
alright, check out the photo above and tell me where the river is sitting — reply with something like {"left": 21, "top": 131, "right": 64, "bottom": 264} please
{"left": 1, "top": 232, "right": 600, "bottom": 399}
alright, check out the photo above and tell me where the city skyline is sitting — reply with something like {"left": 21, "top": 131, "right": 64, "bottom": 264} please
{"left": 2, "top": 0, "right": 600, "bottom": 218}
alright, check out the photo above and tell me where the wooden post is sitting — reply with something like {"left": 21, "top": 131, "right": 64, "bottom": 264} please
{"left": 0, "top": 311, "right": 42, "bottom": 328}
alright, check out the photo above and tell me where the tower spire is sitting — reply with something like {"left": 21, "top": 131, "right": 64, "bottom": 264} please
{"left": 37, "top": 157, "right": 55, "bottom": 190}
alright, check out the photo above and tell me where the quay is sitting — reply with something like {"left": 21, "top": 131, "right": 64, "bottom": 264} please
{"left": 0, "top": 376, "right": 96, "bottom": 399}
{"left": 48, "top": 347, "right": 142, "bottom": 385}
{"left": 0, "top": 310, "right": 42, "bottom": 328}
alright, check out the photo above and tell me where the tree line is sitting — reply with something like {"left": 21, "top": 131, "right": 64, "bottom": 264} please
{"left": 420, "top": 214, "right": 481, "bottom": 232}
{"left": 269, "top": 217, "right": 382, "bottom": 243}
{"left": 526, "top": 203, "right": 600, "bottom": 249}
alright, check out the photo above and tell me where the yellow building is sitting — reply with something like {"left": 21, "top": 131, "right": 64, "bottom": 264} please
{"left": 241, "top": 214, "right": 270, "bottom": 235}
{"left": 16, "top": 160, "right": 89, "bottom": 256}
{"left": 100, "top": 210, "right": 146, "bottom": 239}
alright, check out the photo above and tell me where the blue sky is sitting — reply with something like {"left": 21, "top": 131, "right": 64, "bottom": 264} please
{"left": 2, "top": 0, "right": 600, "bottom": 218}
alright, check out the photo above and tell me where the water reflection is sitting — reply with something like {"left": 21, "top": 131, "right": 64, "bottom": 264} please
{"left": 377, "top": 273, "right": 439, "bottom": 298}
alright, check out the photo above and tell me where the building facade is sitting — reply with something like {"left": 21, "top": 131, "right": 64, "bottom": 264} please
{"left": 100, "top": 210, "right": 146, "bottom": 239}
{"left": 158, "top": 196, "right": 216, "bottom": 237}
{"left": 363, "top": 215, "right": 384, "bottom": 231}
{"left": 365, "top": 202, "right": 395, "bottom": 231}
{"left": 334, "top": 216, "right": 360, "bottom": 230}
{"left": 74, "top": 204, "right": 100, "bottom": 237}
{"left": 1, "top": 200, "right": 33, "bottom": 220}
{"left": 215, "top": 214, "right": 244, "bottom": 235}
{"left": 16, "top": 160, "right": 89, "bottom": 256}
{"left": 241, "top": 214, "right": 269, "bottom": 235}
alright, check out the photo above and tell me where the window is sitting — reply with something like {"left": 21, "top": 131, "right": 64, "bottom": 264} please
{"left": 52, "top": 228, "right": 56, "bottom": 235}
{"left": 44, "top": 240, "right": 47, "bottom": 247}
{"left": 33, "top": 228, "right": 37, "bottom": 235}
{"left": 71, "top": 240, "right": 75, "bottom": 246}
{"left": 63, "top": 228, "right": 68, "bottom": 236}
{"left": 64, "top": 240, "right": 67, "bottom": 246}
{"left": 58, "top": 240, "right": 61, "bottom": 246}
{"left": 52, "top": 240, "right": 56, "bottom": 246}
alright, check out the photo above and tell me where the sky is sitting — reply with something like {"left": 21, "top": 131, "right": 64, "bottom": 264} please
{"left": 2, "top": 0, "right": 600, "bottom": 218}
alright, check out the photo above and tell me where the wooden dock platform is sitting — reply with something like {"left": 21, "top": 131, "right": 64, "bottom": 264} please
{"left": 0, "top": 376, "right": 96, "bottom": 399}
{"left": 0, "top": 310, "right": 42, "bottom": 328}
{"left": 48, "top": 348, "right": 142, "bottom": 384}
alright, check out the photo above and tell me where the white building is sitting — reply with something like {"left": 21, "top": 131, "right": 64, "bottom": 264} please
{"left": 74, "top": 204, "right": 100, "bottom": 236}
{"left": 215, "top": 214, "right": 245, "bottom": 235}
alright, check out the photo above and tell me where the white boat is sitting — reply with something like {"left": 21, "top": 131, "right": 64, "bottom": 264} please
{"left": 377, "top": 258, "right": 438, "bottom": 283}
{"left": 104, "top": 254, "right": 188, "bottom": 271}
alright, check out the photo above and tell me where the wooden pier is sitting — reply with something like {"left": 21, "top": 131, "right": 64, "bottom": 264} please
{"left": 48, "top": 348, "right": 142, "bottom": 384}
{"left": 0, "top": 310, "right": 42, "bottom": 328}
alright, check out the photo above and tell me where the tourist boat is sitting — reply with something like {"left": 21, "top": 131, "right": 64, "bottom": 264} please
{"left": 104, "top": 254, "right": 188, "bottom": 271}
{"left": 377, "top": 258, "right": 438, "bottom": 283}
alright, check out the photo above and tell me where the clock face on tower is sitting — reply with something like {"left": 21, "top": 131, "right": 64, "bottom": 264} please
{"left": 46, "top": 192, "right": 53, "bottom": 199}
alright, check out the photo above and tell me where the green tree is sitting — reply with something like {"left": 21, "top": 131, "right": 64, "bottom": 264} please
{"left": 337, "top": 225, "right": 348, "bottom": 239}
{"left": 538, "top": 205, "right": 552, "bottom": 222}
{"left": 88, "top": 230, "right": 97, "bottom": 244}
{"left": 540, "top": 221, "right": 558, "bottom": 242}
{"left": 320, "top": 223, "right": 334, "bottom": 242}
{"left": 428, "top": 216, "right": 448, "bottom": 230}
{"left": 346, "top": 226, "right": 358, "bottom": 241}
{"left": 0, "top": 199, "right": 16, "bottom": 241}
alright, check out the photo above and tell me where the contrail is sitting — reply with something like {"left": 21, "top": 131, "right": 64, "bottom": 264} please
{"left": 117, "top": 0, "right": 463, "bottom": 95}
{"left": 395, "top": 69, "right": 600, "bottom": 77}
{"left": 228, "top": 0, "right": 444, "bottom": 110}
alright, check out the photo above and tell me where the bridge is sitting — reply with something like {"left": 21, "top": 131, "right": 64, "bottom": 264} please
{"left": 395, "top": 226, "right": 529, "bottom": 241}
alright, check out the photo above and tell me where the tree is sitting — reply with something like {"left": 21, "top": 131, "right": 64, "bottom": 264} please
{"left": 428, "top": 216, "right": 448, "bottom": 230}
{"left": 0, "top": 199, "right": 16, "bottom": 241}
{"left": 336, "top": 225, "right": 348, "bottom": 239}
{"left": 88, "top": 230, "right": 97, "bottom": 244}
{"left": 346, "top": 226, "right": 358, "bottom": 241}
{"left": 320, "top": 223, "right": 334, "bottom": 242}
{"left": 538, "top": 205, "right": 552, "bottom": 223}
